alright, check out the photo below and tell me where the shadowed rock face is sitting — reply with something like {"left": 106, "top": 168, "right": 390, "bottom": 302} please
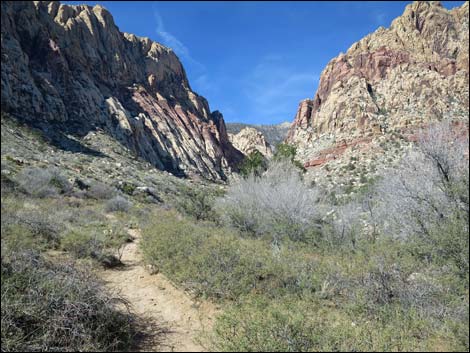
{"left": 287, "top": 1, "right": 469, "bottom": 166}
{"left": 1, "top": 1, "right": 243, "bottom": 180}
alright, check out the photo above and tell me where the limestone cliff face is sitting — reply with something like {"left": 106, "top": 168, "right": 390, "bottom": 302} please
{"left": 287, "top": 1, "right": 469, "bottom": 166}
{"left": 1, "top": 1, "right": 243, "bottom": 180}
{"left": 228, "top": 127, "right": 273, "bottom": 158}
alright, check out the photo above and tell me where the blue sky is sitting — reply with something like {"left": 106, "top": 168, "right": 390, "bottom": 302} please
{"left": 66, "top": 1, "right": 465, "bottom": 124}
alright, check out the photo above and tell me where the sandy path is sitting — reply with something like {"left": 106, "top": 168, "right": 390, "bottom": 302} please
{"left": 100, "top": 228, "right": 217, "bottom": 352}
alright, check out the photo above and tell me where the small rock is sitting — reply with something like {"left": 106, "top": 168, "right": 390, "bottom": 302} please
{"left": 146, "top": 264, "right": 159, "bottom": 275}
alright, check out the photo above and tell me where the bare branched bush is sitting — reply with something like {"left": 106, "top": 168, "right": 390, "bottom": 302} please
{"left": 105, "top": 195, "right": 133, "bottom": 213}
{"left": 1, "top": 251, "right": 134, "bottom": 351}
{"left": 1, "top": 208, "right": 63, "bottom": 249}
{"left": 325, "top": 188, "right": 382, "bottom": 249}
{"left": 377, "top": 121, "right": 469, "bottom": 240}
{"left": 87, "top": 181, "right": 116, "bottom": 200}
{"left": 16, "top": 167, "right": 72, "bottom": 198}
{"left": 216, "top": 160, "right": 320, "bottom": 242}
{"left": 341, "top": 255, "right": 462, "bottom": 325}
{"left": 375, "top": 121, "right": 469, "bottom": 278}
{"left": 327, "top": 201, "right": 364, "bottom": 248}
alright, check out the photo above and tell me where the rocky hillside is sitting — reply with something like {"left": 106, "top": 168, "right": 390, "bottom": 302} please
{"left": 1, "top": 1, "right": 243, "bottom": 181}
{"left": 228, "top": 127, "right": 273, "bottom": 158}
{"left": 287, "top": 1, "right": 469, "bottom": 177}
{"left": 226, "top": 122, "right": 291, "bottom": 147}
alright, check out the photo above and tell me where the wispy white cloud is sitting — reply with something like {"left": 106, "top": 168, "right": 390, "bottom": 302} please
{"left": 244, "top": 55, "right": 318, "bottom": 121}
{"left": 153, "top": 11, "right": 205, "bottom": 72}
{"left": 373, "top": 11, "right": 387, "bottom": 26}
{"left": 193, "top": 74, "right": 215, "bottom": 93}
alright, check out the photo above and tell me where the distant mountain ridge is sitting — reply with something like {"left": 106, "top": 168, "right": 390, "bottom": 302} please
{"left": 226, "top": 122, "right": 291, "bottom": 147}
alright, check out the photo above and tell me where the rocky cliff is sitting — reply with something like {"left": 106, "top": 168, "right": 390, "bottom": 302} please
{"left": 1, "top": 1, "right": 243, "bottom": 180}
{"left": 228, "top": 127, "right": 273, "bottom": 158}
{"left": 287, "top": 1, "right": 469, "bottom": 168}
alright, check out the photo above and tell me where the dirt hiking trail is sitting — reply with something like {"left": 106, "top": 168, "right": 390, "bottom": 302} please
{"left": 99, "top": 228, "right": 218, "bottom": 352}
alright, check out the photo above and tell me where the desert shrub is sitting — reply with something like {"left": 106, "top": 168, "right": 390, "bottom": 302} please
{"left": 16, "top": 167, "right": 72, "bottom": 197}
{"left": 377, "top": 121, "right": 469, "bottom": 240}
{"left": 212, "top": 296, "right": 444, "bottom": 352}
{"left": 61, "top": 229, "right": 101, "bottom": 258}
{"left": 119, "top": 182, "right": 137, "bottom": 195}
{"left": 216, "top": 160, "right": 320, "bottom": 243}
{"left": 87, "top": 181, "right": 116, "bottom": 200}
{"left": 1, "top": 197, "right": 64, "bottom": 252}
{"left": 213, "top": 298, "right": 334, "bottom": 352}
{"left": 2, "top": 210, "right": 63, "bottom": 250}
{"left": 60, "top": 228, "right": 127, "bottom": 267}
{"left": 375, "top": 122, "right": 469, "bottom": 283}
{"left": 273, "top": 143, "right": 306, "bottom": 172}
{"left": 141, "top": 212, "right": 318, "bottom": 300}
{"left": 1, "top": 251, "right": 134, "bottom": 351}
{"left": 1, "top": 168, "right": 17, "bottom": 194}
{"left": 239, "top": 150, "right": 268, "bottom": 177}
{"left": 105, "top": 195, "right": 133, "bottom": 213}
{"left": 175, "top": 185, "right": 222, "bottom": 221}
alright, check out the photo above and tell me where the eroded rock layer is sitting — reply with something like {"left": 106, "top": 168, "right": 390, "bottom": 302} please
{"left": 1, "top": 1, "right": 243, "bottom": 180}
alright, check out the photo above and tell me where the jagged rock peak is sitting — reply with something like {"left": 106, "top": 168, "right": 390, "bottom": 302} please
{"left": 228, "top": 127, "right": 273, "bottom": 158}
{"left": 1, "top": 1, "right": 243, "bottom": 180}
{"left": 286, "top": 1, "right": 468, "bottom": 165}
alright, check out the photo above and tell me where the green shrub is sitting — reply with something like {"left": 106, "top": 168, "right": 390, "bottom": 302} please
{"left": 61, "top": 229, "right": 100, "bottom": 258}
{"left": 273, "top": 143, "right": 306, "bottom": 172}
{"left": 212, "top": 296, "right": 459, "bottom": 352}
{"left": 119, "top": 182, "right": 137, "bottom": 195}
{"left": 175, "top": 186, "right": 221, "bottom": 221}
{"left": 1, "top": 251, "right": 134, "bottom": 351}
{"left": 407, "top": 213, "right": 469, "bottom": 283}
{"left": 213, "top": 298, "right": 336, "bottom": 352}
{"left": 60, "top": 228, "right": 127, "bottom": 267}
{"left": 141, "top": 211, "right": 318, "bottom": 301}
{"left": 239, "top": 150, "right": 268, "bottom": 177}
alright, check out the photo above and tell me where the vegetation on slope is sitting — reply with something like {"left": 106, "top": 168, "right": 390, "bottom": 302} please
{"left": 1, "top": 112, "right": 468, "bottom": 351}
{"left": 141, "top": 121, "right": 469, "bottom": 352}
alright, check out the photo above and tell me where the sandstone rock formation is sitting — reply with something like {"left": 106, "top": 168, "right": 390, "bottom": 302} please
{"left": 287, "top": 1, "right": 469, "bottom": 167}
{"left": 228, "top": 127, "right": 273, "bottom": 158}
{"left": 1, "top": 1, "right": 243, "bottom": 180}
{"left": 226, "top": 121, "right": 291, "bottom": 147}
